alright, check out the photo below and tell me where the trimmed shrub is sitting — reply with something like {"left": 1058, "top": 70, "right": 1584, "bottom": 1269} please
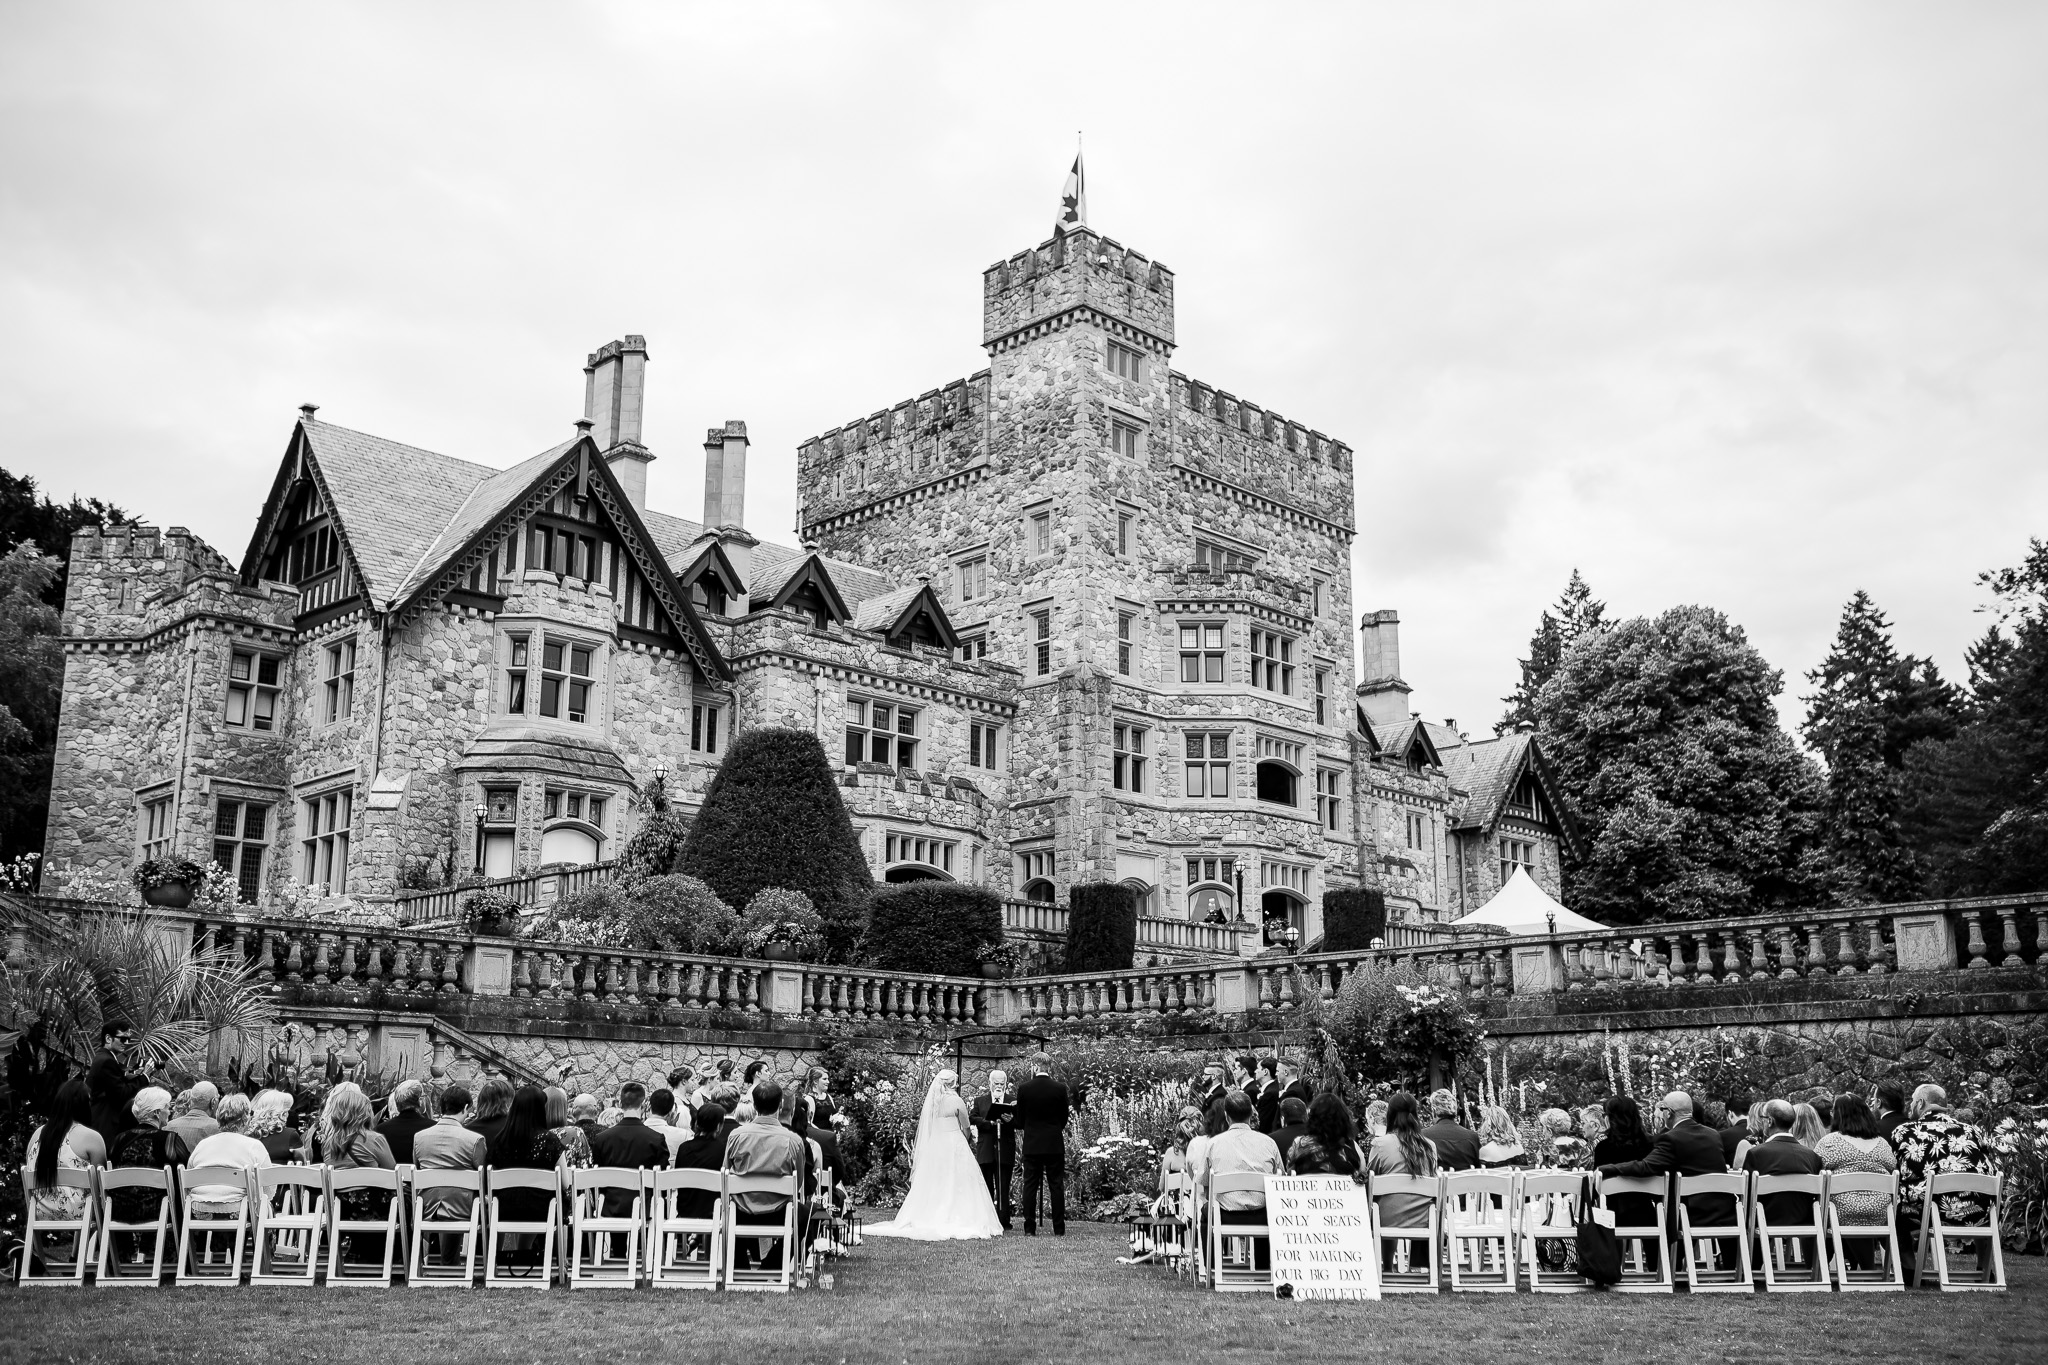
{"left": 539, "top": 874, "right": 739, "bottom": 955}
{"left": 862, "top": 883, "right": 1003, "bottom": 977}
{"left": 740, "top": 887, "right": 826, "bottom": 960}
{"left": 677, "top": 727, "right": 874, "bottom": 961}
{"left": 617, "top": 802, "right": 691, "bottom": 883}
{"left": 1320, "top": 887, "right": 1387, "bottom": 952}
{"left": 1065, "top": 881, "right": 1137, "bottom": 974}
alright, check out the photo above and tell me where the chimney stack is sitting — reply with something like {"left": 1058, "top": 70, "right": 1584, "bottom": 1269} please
{"left": 583, "top": 336, "right": 653, "bottom": 512}
{"left": 702, "top": 421, "right": 749, "bottom": 531}
{"left": 1357, "top": 608, "right": 1414, "bottom": 729}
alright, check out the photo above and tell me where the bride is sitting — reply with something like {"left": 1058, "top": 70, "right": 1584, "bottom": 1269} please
{"left": 866, "top": 1070, "right": 1004, "bottom": 1240}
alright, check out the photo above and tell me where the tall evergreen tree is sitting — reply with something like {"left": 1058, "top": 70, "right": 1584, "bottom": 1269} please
{"left": 1533, "top": 604, "right": 1827, "bottom": 924}
{"left": 1499, "top": 569, "right": 1607, "bottom": 734}
{"left": 1800, "top": 591, "right": 1956, "bottom": 902}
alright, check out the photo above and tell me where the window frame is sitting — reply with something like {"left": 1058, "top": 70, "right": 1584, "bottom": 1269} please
{"left": 1109, "top": 420, "right": 1141, "bottom": 458}
{"left": 956, "top": 554, "right": 988, "bottom": 603}
{"left": 1116, "top": 610, "right": 1135, "bottom": 676}
{"left": 1249, "top": 629, "right": 1296, "bottom": 695}
{"left": 1028, "top": 510, "right": 1052, "bottom": 557}
{"left": 1316, "top": 769, "right": 1344, "bottom": 832}
{"left": 138, "top": 794, "right": 173, "bottom": 861}
{"left": 1113, "top": 722, "right": 1147, "bottom": 793}
{"left": 969, "top": 720, "right": 1000, "bottom": 771}
{"left": 299, "top": 787, "right": 352, "bottom": 893}
{"left": 212, "top": 798, "right": 271, "bottom": 903}
{"left": 1031, "top": 609, "right": 1051, "bottom": 677}
{"left": 690, "top": 701, "right": 722, "bottom": 756}
{"left": 321, "top": 638, "right": 356, "bottom": 726}
{"left": 224, "top": 648, "right": 283, "bottom": 732}
{"left": 1106, "top": 339, "right": 1144, "bottom": 382}
{"left": 1193, "top": 537, "right": 1258, "bottom": 573}
{"left": 1177, "top": 621, "right": 1227, "bottom": 685}
{"left": 503, "top": 626, "right": 603, "bottom": 726}
{"left": 1182, "top": 731, "right": 1232, "bottom": 799}
{"left": 845, "top": 696, "right": 921, "bottom": 769}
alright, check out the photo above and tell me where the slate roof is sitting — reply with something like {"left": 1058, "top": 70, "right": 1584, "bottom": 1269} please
{"left": 850, "top": 583, "right": 925, "bottom": 634}
{"left": 1438, "top": 731, "right": 1528, "bottom": 831}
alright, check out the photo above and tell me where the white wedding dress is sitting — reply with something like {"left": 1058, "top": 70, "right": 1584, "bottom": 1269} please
{"left": 866, "top": 1071, "right": 1004, "bottom": 1240}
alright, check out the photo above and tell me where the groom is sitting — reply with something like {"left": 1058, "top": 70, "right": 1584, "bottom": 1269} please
{"left": 1014, "top": 1053, "right": 1071, "bottom": 1236}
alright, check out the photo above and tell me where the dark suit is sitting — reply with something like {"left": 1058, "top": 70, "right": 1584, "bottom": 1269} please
{"left": 375, "top": 1109, "right": 435, "bottom": 1165}
{"left": 1422, "top": 1121, "right": 1482, "bottom": 1171}
{"left": 1014, "top": 1074, "right": 1070, "bottom": 1234}
{"left": 1718, "top": 1124, "right": 1748, "bottom": 1164}
{"left": 1600, "top": 1117, "right": 1735, "bottom": 1237}
{"left": 1193, "top": 1082, "right": 1225, "bottom": 1118}
{"left": 1254, "top": 1080, "right": 1281, "bottom": 1133}
{"left": 1281, "top": 1079, "right": 1314, "bottom": 1109}
{"left": 1272, "top": 1122, "right": 1310, "bottom": 1173}
{"left": 591, "top": 1116, "right": 671, "bottom": 1217}
{"left": 970, "top": 1092, "right": 1017, "bottom": 1227}
{"left": 1876, "top": 1109, "right": 1905, "bottom": 1143}
{"left": 1742, "top": 1134, "right": 1824, "bottom": 1226}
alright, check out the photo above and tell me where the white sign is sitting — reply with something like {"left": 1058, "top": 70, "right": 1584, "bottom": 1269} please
{"left": 1266, "top": 1174, "right": 1381, "bottom": 1301}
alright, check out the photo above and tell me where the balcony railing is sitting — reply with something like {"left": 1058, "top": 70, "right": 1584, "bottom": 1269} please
{"left": 393, "top": 862, "right": 617, "bottom": 925}
{"left": 999, "top": 897, "right": 1245, "bottom": 958}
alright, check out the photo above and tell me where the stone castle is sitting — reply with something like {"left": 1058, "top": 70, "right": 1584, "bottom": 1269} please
{"left": 44, "top": 211, "right": 1575, "bottom": 939}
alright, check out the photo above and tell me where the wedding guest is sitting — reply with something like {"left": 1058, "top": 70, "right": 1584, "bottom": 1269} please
{"left": 1253, "top": 1056, "right": 1282, "bottom": 1133}
{"left": 669, "top": 1102, "right": 729, "bottom": 1222}
{"left": 591, "top": 1082, "right": 670, "bottom": 1208}
{"left": 250, "top": 1089, "right": 302, "bottom": 1163}
{"left": 25, "top": 1079, "right": 105, "bottom": 1226}
{"left": 107, "top": 1086, "right": 179, "bottom": 1256}
{"left": 1367, "top": 1091, "right": 1439, "bottom": 1248}
{"left": 1196, "top": 1091, "right": 1281, "bottom": 1270}
{"left": 1157, "top": 1104, "right": 1203, "bottom": 1190}
{"left": 304, "top": 1082, "right": 397, "bottom": 1169}
{"left": 743, "top": 1059, "right": 768, "bottom": 1089}
{"left": 1232, "top": 1055, "right": 1258, "bottom": 1093}
{"left": 413, "top": 1084, "right": 488, "bottom": 1230}
{"left": 1731, "top": 1101, "right": 1770, "bottom": 1168}
{"left": 87, "top": 1029, "right": 142, "bottom": 1151}
{"left": 1278, "top": 1059, "right": 1314, "bottom": 1111}
{"left": 1476, "top": 1106, "right": 1528, "bottom": 1167}
{"left": 806, "top": 1068, "right": 837, "bottom": 1130}
{"left": 1421, "top": 1089, "right": 1480, "bottom": 1170}
{"left": 723, "top": 1080, "right": 807, "bottom": 1270}
{"left": 665, "top": 1066, "right": 696, "bottom": 1118}
{"left": 1791, "top": 1102, "right": 1828, "bottom": 1150}
{"left": 711, "top": 1084, "right": 745, "bottom": 1140}
{"left": 1597, "top": 1091, "right": 1735, "bottom": 1243}
{"left": 648, "top": 1088, "right": 689, "bottom": 1160}
{"left": 1591, "top": 1096, "right": 1655, "bottom": 1242}
{"left": 165, "top": 1083, "right": 220, "bottom": 1150}
{"left": 1817, "top": 1092, "right": 1898, "bottom": 1270}
{"left": 1812, "top": 1095, "right": 1835, "bottom": 1133}
{"left": 1892, "top": 1084, "right": 1995, "bottom": 1273}
{"left": 186, "top": 1093, "right": 272, "bottom": 1206}
{"left": 1185, "top": 1098, "right": 1229, "bottom": 1186}
{"left": 466, "top": 1076, "right": 515, "bottom": 1147}
{"left": 1714, "top": 1095, "right": 1752, "bottom": 1162}
{"left": 544, "top": 1086, "right": 594, "bottom": 1167}
{"left": 487, "top": 1087, "right": 568, "bottom": 1224}
{"left": 803, "top": 1097, "right": 845, "bottom": 1199}
{"left": 1362, "top": 1099, "right": 1389, "bottom": 1139}
{"left": 1873, "top": 1080, "right": 1908, "bottom": 1142}
{"left": 374, "top": 1080, "right": 433, "bottom": 1164}
{"left": 1193, "top": 1060, "right": 1227, "bottom": 1115}
{"left": 1289, "top": 1094, "right": 1365, "bottom": 1179}
{"left": 1742, "top": 1099, "right": 1823, "bottom": 1256}
{"left": 568, "top": 1092, "right": 603, "bottom": 1144}
{"left": 1271, "top": 1098, "right": 1311, "bottom": 1172}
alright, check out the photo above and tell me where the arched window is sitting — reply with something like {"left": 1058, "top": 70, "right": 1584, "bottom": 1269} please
{"left": 1022, "top": 879, "right": 1056, "bottom": 903}
{"left": 1119, "top": 878, "right": 1155, "bottom": 917}
{"left": 1261, "top": 889, "right": 1304, "bottom": 943}
{"left": 1255, "top": 760, "right": 1297, "bottom": 806}
{"left": 540, "top": 825, "right": 600, "bottom": 866}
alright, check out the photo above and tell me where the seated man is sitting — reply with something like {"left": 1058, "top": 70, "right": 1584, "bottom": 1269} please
{"left": 1271, "top": 1097, "right": 1311, "bottom": 1173}
{"left": 412, "top": 1084, "right": 488, "bottom": 1260}
{"left": 1598, "top": 1090, "right": 1736, "bottom": 1259}
{"left": 1891, "top": 1083, "right": 1996, "bottom": 1277}
{"left": 1741, "top": 1098, "right": 1824, "bottom": 1266}
{"left": 721, "top": 1079, "right": 807, "bottom": 1271}
{"left": 1420, "top": 1089, "right": 1481, "bottom": 1171}
{"left": 375, "top": 1080, "right": 435, "bottom": 1166}
{"left": 1196, "top": 1090, "right": 1283, "bottom": 1271}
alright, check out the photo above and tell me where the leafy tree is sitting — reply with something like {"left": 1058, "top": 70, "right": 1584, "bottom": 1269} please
{"left": 862, "top": 883, "right": 1002, "bottom": 976}
{"left": 1499, "top": 569, "right": 1607, "bottom": 734}
{"left": 0, "top": 466, "right": 131, "bottom": 607}
{"left": 1533, "top": 604, "right": 1828, "bottom": 923}
{"left": 1800, "top": 591, "right": 1959, "bottom": 902}
{"left": 1899, "top": 540, "right": 2048, "bottom": 894}
{"left": 677, "top": 727, "right": 873, "bottom": 961}
{"left": 1064, "top": 881, "right": 1137, "bottom": 973}
{"left": 0, "top": 546, "right": 65, "bottom": 864}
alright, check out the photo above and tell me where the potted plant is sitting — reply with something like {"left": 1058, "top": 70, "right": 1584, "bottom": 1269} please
{"left": 745, "top": 916, "right": 824, "bottom": 962}
{"left": 132, "top": 855, "right": 206, "bottom": 909}
{"left": 975, "top": 938, "right": 1021, "bottom": 980}
{"left": 458, "top": 889, "right": 526, "bottom": 996}
{"left": 459, "top": 889, "right": 525, "bottom": 938}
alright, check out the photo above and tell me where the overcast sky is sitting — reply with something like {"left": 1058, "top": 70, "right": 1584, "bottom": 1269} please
{"left": 4, "top": 3, "right": 2043, "bottom": 738}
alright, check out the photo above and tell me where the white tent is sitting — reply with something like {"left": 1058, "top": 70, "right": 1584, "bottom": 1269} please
{"left": 1449, "top": 866, "right": 1607, "bottom": 936}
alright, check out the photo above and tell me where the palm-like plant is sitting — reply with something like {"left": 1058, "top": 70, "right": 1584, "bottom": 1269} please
{"left": 1, "top": 893, "right": 277, "bottom": 1080}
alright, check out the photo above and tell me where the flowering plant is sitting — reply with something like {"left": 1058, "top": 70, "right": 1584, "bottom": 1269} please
{"left": 131, "top": 854, "right": 205, "bottom": 894}
{"left": 1076, "top": 1132, "right": 1159, "bottom": 1206}
{"left": 741, "top": 888, "right": 826, "bottom": 960}
{"left": 1987, "top": 1107, "right": 2048, "bottom": 1253}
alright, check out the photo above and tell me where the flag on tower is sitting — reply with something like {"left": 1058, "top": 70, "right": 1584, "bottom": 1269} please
{"left": 1056, "top": 153, "right": 1086, "bottom": 234}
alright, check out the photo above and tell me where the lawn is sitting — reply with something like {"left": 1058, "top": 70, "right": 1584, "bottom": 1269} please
{"left": 3, "top": 1221, "right": 2043, "bottom": 1365}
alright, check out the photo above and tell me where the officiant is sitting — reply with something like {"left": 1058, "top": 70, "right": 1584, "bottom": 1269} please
{"left": 971, "top": 1070, "right": 1017, "bottom": 1229}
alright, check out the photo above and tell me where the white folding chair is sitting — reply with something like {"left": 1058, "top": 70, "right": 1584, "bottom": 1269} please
{"left": 1598, "top": 1174, "right": 1673, "bottom": 1293}
{"left": 19, "top": 1167, "right": 97, "bottom": 1286}
{"left": 251, "top": 1166, "right": 328, "bottom": 1286}
{"left": 1914, "top": 1172, "right": 2006, "bottom": 1291}
{"left": 1205, "top": 1171, "right": 1273, "bottom": 1293}
{"left": 569, "top": 1167, "right": 646, "bottom": 1289}
{"left": 1515, "top": 1171, "right": 1589, "bottom": 1293}
{"left": 483, "top": 1167, "right": 563, "bottom": 1289}
{"left": 1370, "top": 1173, "right": 1442, "bottom": 1294}
{"left": 175, "top": 1166, "right": 251, "bottom": 1286}
{"left": 1825, "top": 1172, "right": 1904, "bottom": 1291}
{"left": 95, "top": 1167, "right": 173, "bottom": 1287}
{"left": 1444, "top": 1170, "right": 1516, "bottom": 1292}
{"left": 722, "top": 1173, "right": 799, "bottom": 1292}
{"left": 1676, "top": 1173, "right": 1752, "bottom": 1292}
{"left": 409, "top": 1167, "right": 483, "bottom": 1287}
{"left": 325, "top": 1167, "right": 404, "bottom": 1287}
{"left": 648, "top": 1169, "right": 724, "bottom": 1289}
{"left": 1753, "top": 1173, "right": 1830, "bottom": 1292}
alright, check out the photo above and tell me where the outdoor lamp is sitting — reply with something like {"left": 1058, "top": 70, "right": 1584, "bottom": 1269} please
{"left": 472, "top": 802, "right": 487, "bottom": 873}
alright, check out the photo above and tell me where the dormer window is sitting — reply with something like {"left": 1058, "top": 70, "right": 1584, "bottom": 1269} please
{"left": 691, "top": 578, "right": 728, "bottom": 616}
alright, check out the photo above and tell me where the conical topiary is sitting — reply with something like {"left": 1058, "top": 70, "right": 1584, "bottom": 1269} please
{"left": 677, "top": 726, "right": 874, "bottom": 961}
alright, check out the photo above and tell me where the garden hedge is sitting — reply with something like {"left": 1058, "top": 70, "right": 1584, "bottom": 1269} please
{"left": 677, "top": 726, "right": 874, "bottom": 961}
{"left": 1064, "top": 881, "right": 1137, "bottom": 973}
{"left": 1321, "top": 887, "right": 1386, "bottom": 952}
{"left": 862, "top": 883, "right": 1003, "bottom": 977}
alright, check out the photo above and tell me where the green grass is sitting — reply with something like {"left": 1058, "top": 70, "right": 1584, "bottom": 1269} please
{"left": 3, "top": 1221, "right": 2044, "bottom": 1365}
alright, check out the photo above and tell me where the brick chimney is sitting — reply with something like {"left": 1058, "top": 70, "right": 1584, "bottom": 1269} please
{"left": 702, "top": 420, "right": 752, "bottom": 595}
{"left": 584, "top": 336, "right": 652, "bottom": 511}
{"left": 1357, "top": 608, "right": 1414, "bottom": 729}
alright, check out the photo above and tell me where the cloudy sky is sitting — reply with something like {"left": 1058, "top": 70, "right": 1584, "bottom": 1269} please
{"left": 4, "top": 3, "right": 2043, "bottom": 737}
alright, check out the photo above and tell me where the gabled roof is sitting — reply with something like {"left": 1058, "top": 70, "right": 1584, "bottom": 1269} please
{"left": 1439, "top": 730, "right": 1584, "bottom": 859}
{"left": 676, "top": 538, "right": 748, "bottom": 597}
{"left": 1371, "top": 716, "right": 1442, "bottom": 770}
{"left": 751, "top": 551, "right": 854, "bottom": 622}
{"left": 851, "top": 581, "right": 960, "bottom": 649}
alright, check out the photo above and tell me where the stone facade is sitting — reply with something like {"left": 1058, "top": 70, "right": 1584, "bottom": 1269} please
{"left": 43, "top": 212, "right": 1568, "bottom": 939}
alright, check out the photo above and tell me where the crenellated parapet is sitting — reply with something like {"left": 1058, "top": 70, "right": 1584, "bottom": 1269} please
{"left": 796, "top": 371, "right": 992, "bottom": 525}
{"left": 62, "top": 523, "right": 298, "bottom": 649}
{"left": 981, "top": 228, "right": 1175, "bottom": 350}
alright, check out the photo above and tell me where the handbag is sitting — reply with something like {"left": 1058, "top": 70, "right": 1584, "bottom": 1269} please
{"left": 1575, "top": 1175, "right": 1623, "bottom": 1285}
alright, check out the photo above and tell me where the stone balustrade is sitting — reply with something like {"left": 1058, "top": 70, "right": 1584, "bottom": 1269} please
{"left": 393, "top": 861, "right": 617, "bottom": 925}
{"left": 11, "top": 891, "right": 2042, "bottom": 1036}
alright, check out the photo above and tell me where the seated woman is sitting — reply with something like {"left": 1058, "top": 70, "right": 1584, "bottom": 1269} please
{"left": 1288, "top": 1095, "right": 1366, "bottom": 1180}
{"left": 1591, "top": 1095, "right": 1657, "bottom": 1265}
{"left": 486, "top": 1085, "right": 567, "bottom": 1266}
{"left": 1367, "top": 1092, "right": 1439, "bottom": 1269}
{"left": 543, "top": 1085, "right": 594, "bottom": 1167}
{"left": 1816, "top": 1093, "right": 1897, "bottom": 1270}
{"left": 306, "top": 1082, "right": 397, "bottom": 1264}
{"left": 249, "top": 1089, "right": 302, "bottom": 1163}
{"left": 1476, "top": 1106, "right": 1528, "bottom": 1168}
{"left": 24, "top": 1079, "right": 105, "bottom": 1267}
{"left": 185, "top": 1093, "right": 271, "bottom": 1244}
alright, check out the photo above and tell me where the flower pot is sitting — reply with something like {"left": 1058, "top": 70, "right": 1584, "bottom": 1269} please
{"left": 763, "top": 942, "right": 795, "bottom": 962}
{"left": 142, "top": 882, "right": 194, "bottom": 909}
{"left": 979, "top": 962, "right": 1005, "bottom": 979}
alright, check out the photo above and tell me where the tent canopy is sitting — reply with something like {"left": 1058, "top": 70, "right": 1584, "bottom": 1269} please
{"left": 1449, "top": 866, "right": 1607, "bottom": 936}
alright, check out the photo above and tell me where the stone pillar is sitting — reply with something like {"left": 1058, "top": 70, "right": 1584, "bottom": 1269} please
{"left": 1891, "top": 911, "right": 1957, "bottom": 973}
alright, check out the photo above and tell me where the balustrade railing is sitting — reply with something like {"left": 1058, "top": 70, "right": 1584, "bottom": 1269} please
{"left": 1001, "top": 897, "right": 1252, "bottom": 958}
{"left": 393, "top": 862, "right": 617, "bottom": 925}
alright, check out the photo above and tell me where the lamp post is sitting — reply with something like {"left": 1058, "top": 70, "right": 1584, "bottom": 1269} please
{"left": 651, "top": 762, "right": 669, "bottom": 809}
{"left": 472, "top": 802, "right": 487, "bottom": 875}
